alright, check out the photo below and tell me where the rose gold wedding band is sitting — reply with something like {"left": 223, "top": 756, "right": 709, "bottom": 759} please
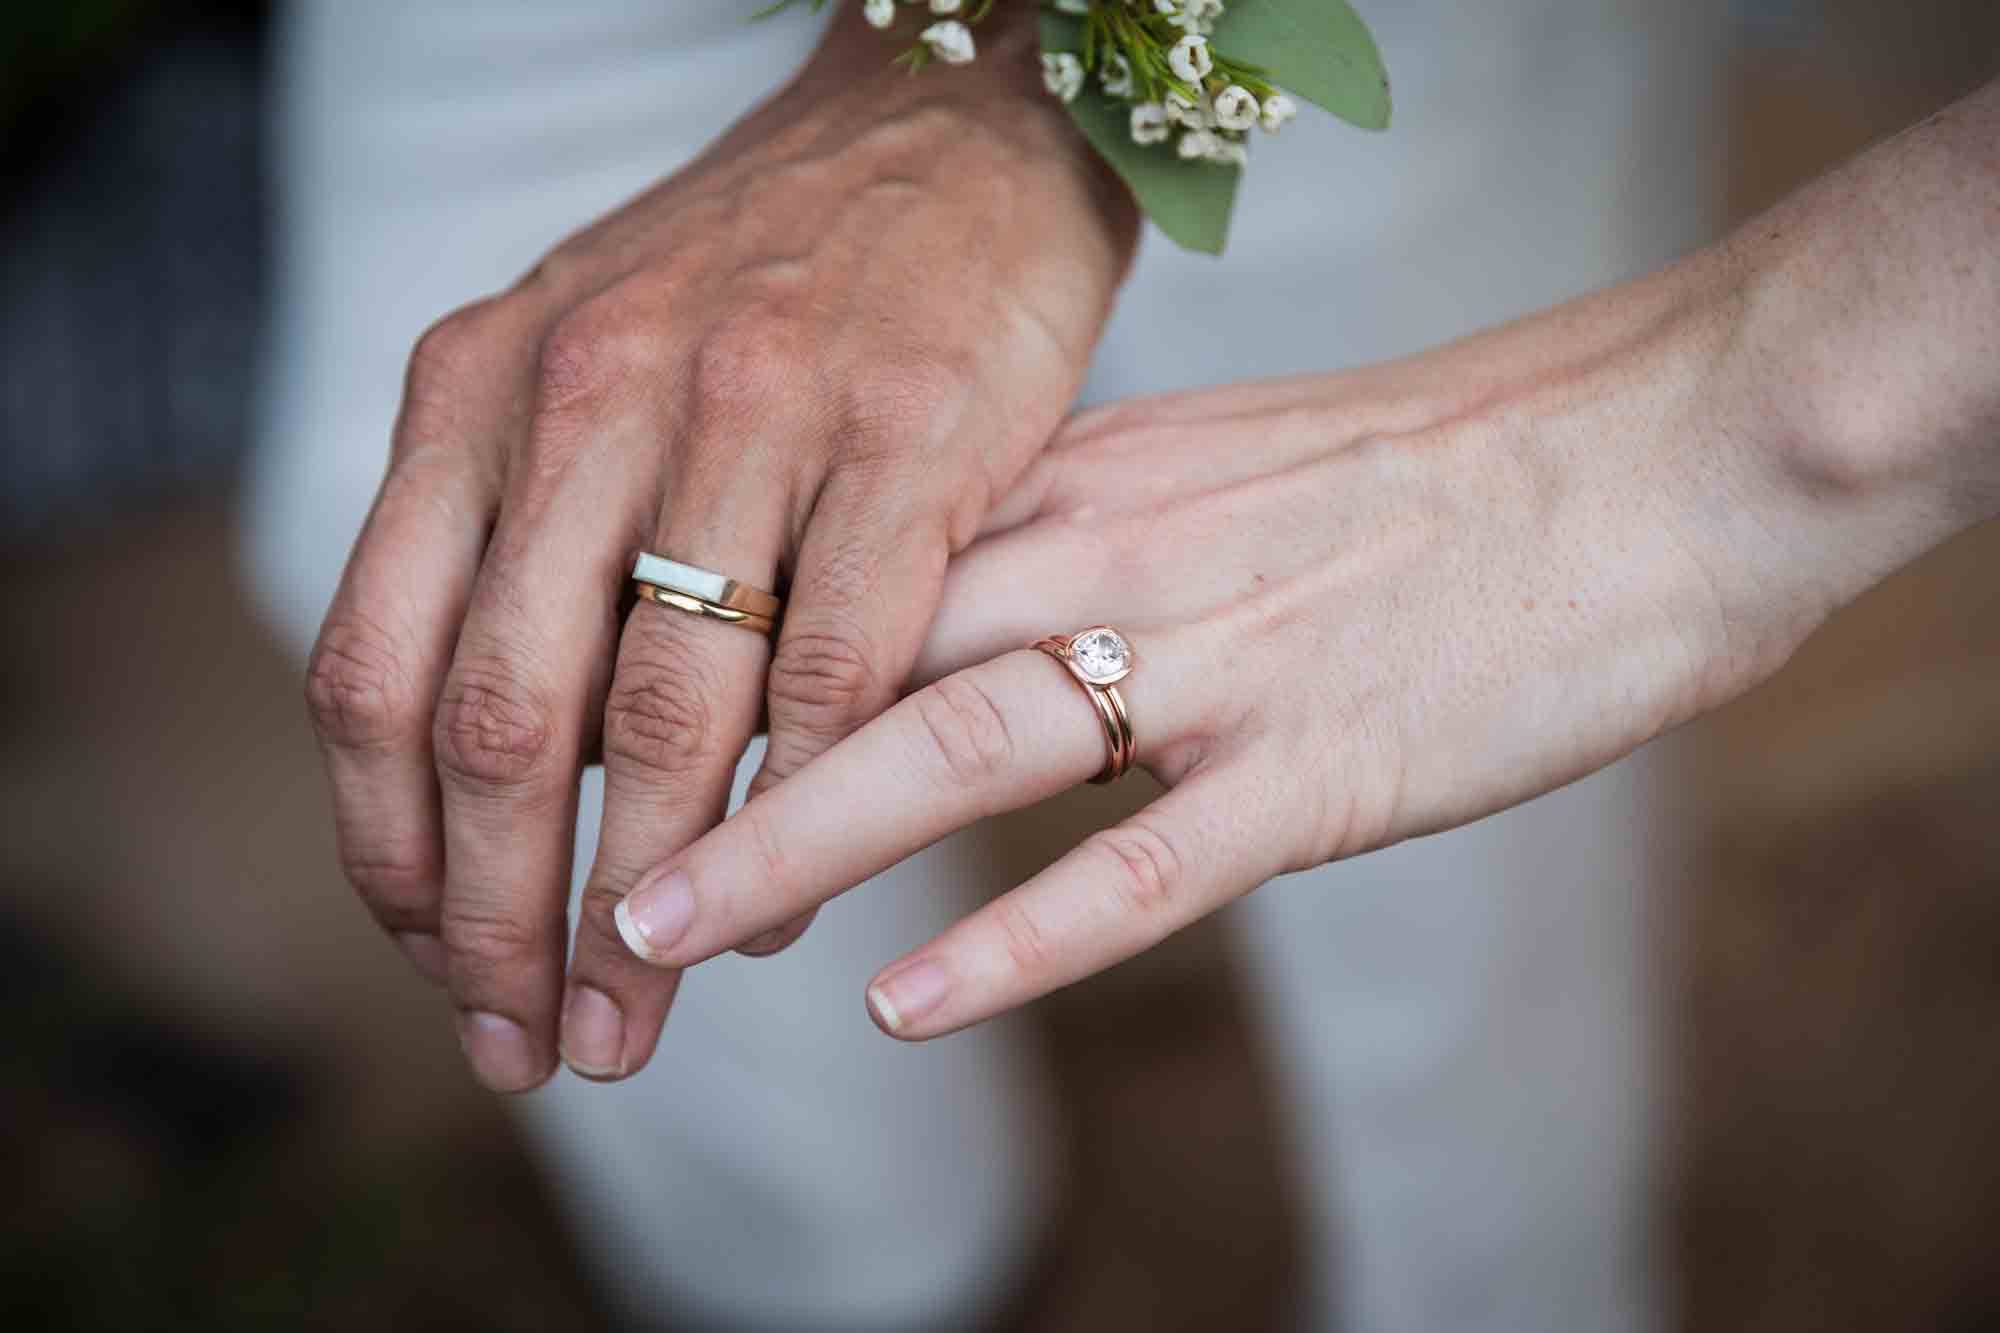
{"left": 631, "top": 552, "right": 783, "bottom": 620}
{"left": 1030, "top": 626, "right": 1137, "bottom": 784}
{"left": 635, "top": 583, "right": 777, "bottom": 636}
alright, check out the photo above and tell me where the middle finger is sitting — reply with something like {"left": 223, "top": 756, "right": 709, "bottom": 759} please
{"left": 432, "top": 387, "right": 649, "bottom": 1092}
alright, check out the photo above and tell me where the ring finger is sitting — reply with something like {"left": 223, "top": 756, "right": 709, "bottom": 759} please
{"left": 556, "top": 413, "right": 795, "bottom": 1080}
{"left": 609, "top": 617, "right": 1274, "bottom": 986}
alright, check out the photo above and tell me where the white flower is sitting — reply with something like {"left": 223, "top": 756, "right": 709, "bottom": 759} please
{"left": 1052, "top": 0, "right": 1091, "bottom": 12}
{"left": 1258, "top": 91, "right": 1297, "bottom": 133}
{"left": 863, "top": 0, "right": 895, "bottom": 28}
{"left": 1167, "top": 33, "right": 1212, "bottom": 83}
{"left": 920, "top": 20, "right": 975, "bottom": 65}
{"left": 1210, "top": 139, "right": 1248, "bottom": 167}
{"left": 1152, "top": 0, "right": 1184, "bottom": 14}
{"left": 1100, "top": 51, "right": 1134, "bottom": 98}
{"left": 1130, "top": 102, "right": 1170, "bottom": 145}
{"left": 1041, "top": 52, "right": 1084, "bottom": 103}
{"left": 1174, "top": 0, "right": 1226, "bottom": 34}
{"left": 929, "top": 0, "right": 962, "bottom": 13}
{"left": 1177, "top": 128, "right": 1219, "bottom": 160}
{"left": 1211, "top": 84, "right": 1259, "bottom": 131}
{"left": 1164, "top": 89, "right": 1209, "bottom": 128}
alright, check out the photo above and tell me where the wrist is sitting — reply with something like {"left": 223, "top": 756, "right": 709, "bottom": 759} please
{"left": 1726, "top": 88, "right": 2000, "bottom": 534}
{"left": 798, "top": 5, "right": 1138, "bottom": 259}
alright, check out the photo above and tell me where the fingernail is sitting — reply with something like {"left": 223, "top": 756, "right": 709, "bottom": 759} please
{"left": 455, "top": 1010, "right": 547, "bottom": 1093}
{"left": 866, "top": 959, "right": 952, "bottom": 1035}
{"left": 559, "top": 984, "right": 626, "bottom": 1079}
{"left": 393, "top": 931, "right": 447, "bottom": 984}
{"left": 615, "top": 868, "right": 695, "bottom": 962}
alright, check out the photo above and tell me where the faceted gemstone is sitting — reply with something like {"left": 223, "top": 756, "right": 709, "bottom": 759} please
{"left": 1070, "top": 628, "right": 1131, "bottom": 683}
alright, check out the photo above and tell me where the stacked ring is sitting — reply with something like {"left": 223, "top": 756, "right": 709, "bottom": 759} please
{"left": 1030, "top": 626, "right": 1137, "bottom": 784}
{"left": 632, "top": 552, "right": 782, "bottom": 635}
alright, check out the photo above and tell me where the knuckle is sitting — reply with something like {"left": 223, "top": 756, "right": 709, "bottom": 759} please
{"left": 688, "top": 312, "right": 795, "bottom": 427}
{"left": 835, "top": 357, "right": 961, "bottom": 462}
{"left": 768, "top": 629, "right": 881, "bottom": 731}
{"left": 739, "top": 801, "right": 791, "bottom": 894}
{"left": 912, "top": 674, "right": 1015, "bottom": 787}
{"left": 995, "top": 898, "right": 1055, "bottom": 980}
{"left": 439, "top": 896, "right": 547, "bottom": 975}
{"left": 1086, "top": 821, "right": 1185, "bottom": 920}
{"left": 340, "top": 853, "right": 437, "bottom": 927}
{"left": 406, "top": 301, "right": 503, "bottom": 396}
{"left": 535, "top": 298, "right": 661, "bottom": 419}
{"left": 575, "top": 879, "right": 628, "bottom": 947}
{"left": 306, "top": 613, "right": 423, "bottom": 751}
{"left": 601, "top": 662, "right": 724, "bottom": 782}
{"left": 433, "top": 666, "right": 558, "bottom": 790}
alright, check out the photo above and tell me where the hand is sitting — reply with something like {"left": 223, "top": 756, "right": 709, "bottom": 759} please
{"left": 605, "top": 216, "right": 1998, "bottom": 1038}
{"left": 303, "top": 9, "right": 1137, "bottom": 1089}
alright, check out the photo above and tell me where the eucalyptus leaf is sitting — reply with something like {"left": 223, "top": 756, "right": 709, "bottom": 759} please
{"left": 1211, "top": 0, "right": 1391, "bottom": 130}
{"left": 1040, "top": 13, "right": 1240, "bottom": 255}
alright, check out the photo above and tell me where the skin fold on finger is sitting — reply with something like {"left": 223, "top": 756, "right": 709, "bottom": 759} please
{"left": 557, "top": 420, "right": 792, "bottom": 1081}
{"left": 864, "top": 766, "right": 1290, "bottom": 1041}
{"left": 614, "top": 626, "right": 1224, "bottom": 971}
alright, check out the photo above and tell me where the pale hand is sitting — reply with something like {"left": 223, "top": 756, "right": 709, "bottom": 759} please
{"left": 610, "top": 76, "right": 2000, "bottom": 1036}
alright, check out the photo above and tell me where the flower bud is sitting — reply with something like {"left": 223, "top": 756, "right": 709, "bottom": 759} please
{"left": 1101, "top": 51, "right": 1135, "bottom": 99}
{"left": 1177, "top": 128, "right": 1219, "bottom": 160}
{"left": 1259, "top": 92, "right": 1298, "bottom": 133}
{"left": 1130, "top": 102, "right": 1170, "bottom": 145}
{"left": 1212, "top": 84, "right": 1259, "bottom": 131}
{"left": 920, "top": 20, "right": 976, "bottom": 65}
{"left": 1041, "top": 52, "right": 1085, "bottom": 103}
{"left": 1167, "top": 34, "right": 1213, "bottom": 83}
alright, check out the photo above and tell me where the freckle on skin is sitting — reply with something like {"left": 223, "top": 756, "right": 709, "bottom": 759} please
{"left": 1522, "top": 598, "right": 1536, "bottom": 610}
{"left": 1568, "top": 599, "right": 1578, "bottom": 609}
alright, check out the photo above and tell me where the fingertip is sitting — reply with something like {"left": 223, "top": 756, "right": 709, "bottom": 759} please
{"left": 864, "top": 982, "right": 903, "bottom": 1037}
{"left": 864, "top": 957, "right": 953, "bottom": 1040}
{"left": 614, "top": 869, "right": 695, "bottom": 964}
{"left": 557, "top": 983, "right": 628, "bottom": 1081}
{"left": 393, "top": 930, "right": 449, "bottom": 985}
{"left": 456, "top": 1010, "right": 557, "bottom": 1094}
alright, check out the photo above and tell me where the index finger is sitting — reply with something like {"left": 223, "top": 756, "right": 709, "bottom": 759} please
{"left": 612, "top": 635, "right": 1202, "bottom": 971}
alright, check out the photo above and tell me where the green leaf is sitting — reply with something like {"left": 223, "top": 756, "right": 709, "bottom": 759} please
{"left": 1211, "top": 0, "right": 1391, "bottom": 131}
{"left": 1040, "top": 14, "right": 1240, "bottom": 255}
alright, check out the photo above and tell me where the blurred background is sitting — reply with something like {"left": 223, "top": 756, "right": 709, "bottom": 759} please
{"left": 2, "top": 1, "right": 1996, "bottom": 1329}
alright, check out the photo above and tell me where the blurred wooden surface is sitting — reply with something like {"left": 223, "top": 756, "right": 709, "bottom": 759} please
{"left": 1671, "top": 6, "right": 2000, "bottom": 1331}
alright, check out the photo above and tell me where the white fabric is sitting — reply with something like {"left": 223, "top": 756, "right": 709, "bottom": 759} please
{"left": 245, "top": 2, "right": 1730, "bottom": 1328}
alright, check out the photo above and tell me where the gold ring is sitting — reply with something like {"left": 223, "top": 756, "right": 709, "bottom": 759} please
{"left": 1030, "top": 626, "right": 1136, "bottom": 784}
{"left": 632, "top": 552, "right": 783, "bottom": 620}
{"left": 636, "top": 583, "right": 777, "bottom": 636}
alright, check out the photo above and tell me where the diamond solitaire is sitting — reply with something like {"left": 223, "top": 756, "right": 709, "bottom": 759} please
{"left": 1068, "top": 627, "right": 1133, "bottom": 684}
